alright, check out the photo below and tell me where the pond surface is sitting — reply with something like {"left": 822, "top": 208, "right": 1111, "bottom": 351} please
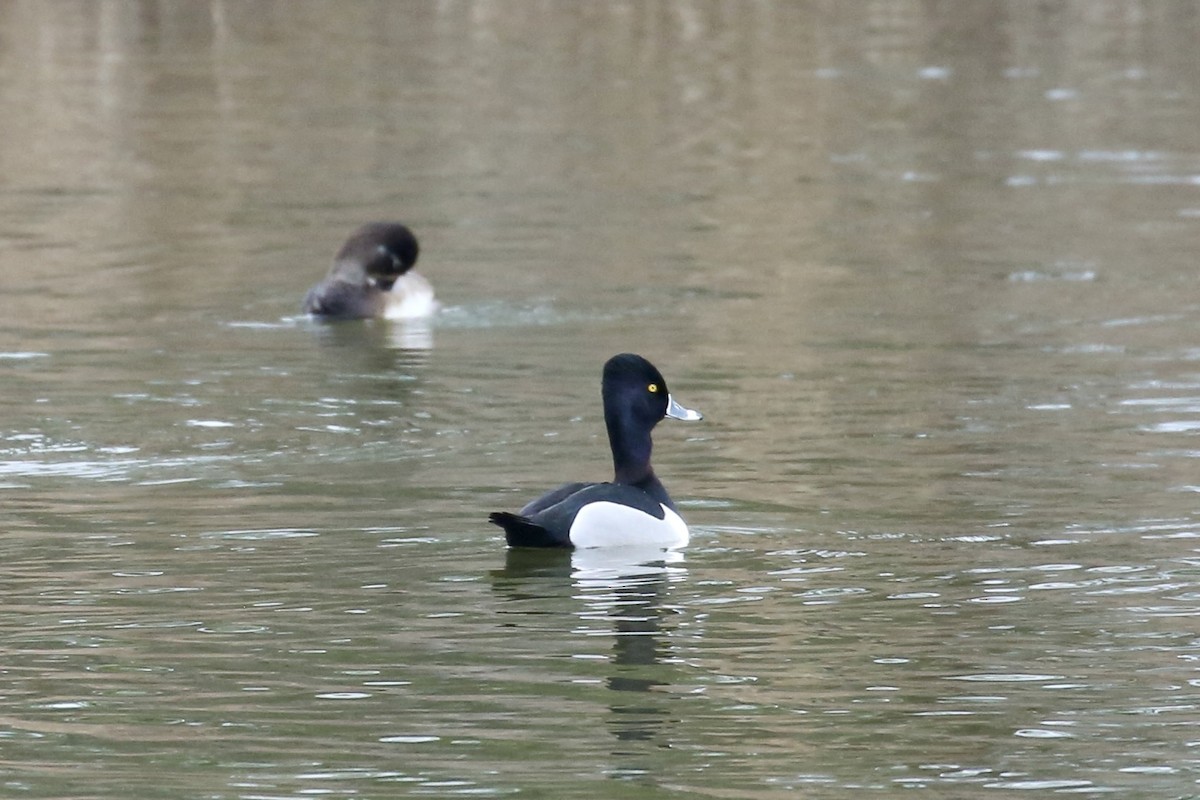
{"left": 2, "top": 2, "right": 1199, "bottom": 798}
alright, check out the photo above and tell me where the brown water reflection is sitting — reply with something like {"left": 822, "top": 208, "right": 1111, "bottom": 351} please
{"left": 2, "top": 2, "right": 1199, "bottom": 798}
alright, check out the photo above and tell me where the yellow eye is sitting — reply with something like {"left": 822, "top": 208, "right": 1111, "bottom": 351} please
{"left": 647, "top": 383, "right": 659, "bottom": 393}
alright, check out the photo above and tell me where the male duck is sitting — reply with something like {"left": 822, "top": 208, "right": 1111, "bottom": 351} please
{"left": 302, "top": 222, "right": 437, "bottom": 320}
{"left": 489, "top": 353, "right": 702, "bottom": 549}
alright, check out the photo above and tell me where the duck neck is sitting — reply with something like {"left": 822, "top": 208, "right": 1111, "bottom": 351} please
{"left": 606, "top": 411, "right": 654, "bottom": 485}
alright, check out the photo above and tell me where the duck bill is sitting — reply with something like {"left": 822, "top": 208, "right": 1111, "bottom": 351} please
{"left": 665, "top": 395, "right": 703, "bottom": 421}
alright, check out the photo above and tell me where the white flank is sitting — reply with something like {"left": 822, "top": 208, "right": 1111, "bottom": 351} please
{"left": 568, "top": 502, "right": 689, "bottom": 549}
{"left": 383, "top": 271, "right": 439, "bottom": 320}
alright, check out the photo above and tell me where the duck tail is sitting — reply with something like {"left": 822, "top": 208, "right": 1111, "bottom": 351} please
{"left": 488, "top": 512, "right": 572, "bottom": 549}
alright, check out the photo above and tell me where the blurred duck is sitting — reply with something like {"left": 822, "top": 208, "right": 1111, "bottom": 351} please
{"left": 302, "top": 222, "right": 436, "bottom": 320}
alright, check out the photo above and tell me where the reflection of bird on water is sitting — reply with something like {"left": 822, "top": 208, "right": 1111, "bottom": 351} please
{"left": 492, "top": 546, "right": 687, "bottom": 747}
{"left": 573, "top": 548, "right": 686, "bottom": 745}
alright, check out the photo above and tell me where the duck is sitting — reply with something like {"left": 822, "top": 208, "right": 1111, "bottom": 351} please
{"left": 489, "top": 353, "right": 703, "bottom": 549}
{"left": 302, "top": 222, "right": 437, "bottom": 320}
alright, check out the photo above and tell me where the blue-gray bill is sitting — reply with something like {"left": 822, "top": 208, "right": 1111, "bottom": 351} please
{"left": 666, "top": 395, "right": 703, "bottom": 422}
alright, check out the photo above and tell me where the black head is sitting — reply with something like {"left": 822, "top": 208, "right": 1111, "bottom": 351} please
{"left": 600, "top": 353, "right": 702, "bottom": 487}
{"left": 602, "top": 353, "right": 673, "bottom": 429}
{"left": 333, "top": 222, "right": 420, "bottom": 290}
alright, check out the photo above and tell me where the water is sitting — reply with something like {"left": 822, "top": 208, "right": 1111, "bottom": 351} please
{"left": 2, "top": 2, "right": 1199, "bottom": 797}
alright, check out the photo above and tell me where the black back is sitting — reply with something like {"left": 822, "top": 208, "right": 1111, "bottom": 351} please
{"left": 302, "top": 222, "right": 420, "bottom": 319}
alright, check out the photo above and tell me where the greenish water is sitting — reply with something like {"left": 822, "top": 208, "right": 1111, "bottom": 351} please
{"left": 2, "top": 2, "right": 1199, "bottom": 798}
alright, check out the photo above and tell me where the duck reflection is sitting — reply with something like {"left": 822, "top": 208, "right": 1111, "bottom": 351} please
{"left": 303, "top": 316, "right": 432, "bottom": 388}
{"left": 492, "top": 546, "right": 687, "bottom": 747}
{"left": 575, "top": 548, "right": 686, "bottom": 746}
{"left": 304, "top": 314, "right": 434, "bottom": 357}
{"left": 297, "top": 317, "right": 434, "bottom": 433}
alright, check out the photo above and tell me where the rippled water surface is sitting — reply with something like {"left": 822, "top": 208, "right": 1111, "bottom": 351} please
{"left": 2, "top": 2, "right": 1199, "bottom": 798}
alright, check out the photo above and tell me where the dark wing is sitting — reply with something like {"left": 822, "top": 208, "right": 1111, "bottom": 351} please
{"left": 488, "top": 512, "right": 573, "bottom": 548}
{"left": 553, "top": 483, "right": 667, "bottom": 519}
{"left": 303, "top": 280, "right": 377, "bottom": 319}
{"left": 488, "top": 482, "right": 593, "bottom": 548}
{"left": 519, "top": 482, "right": 594, "bottom": 516}
{"left": 489, "top": 483, "right": 667, "bottom": 549}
